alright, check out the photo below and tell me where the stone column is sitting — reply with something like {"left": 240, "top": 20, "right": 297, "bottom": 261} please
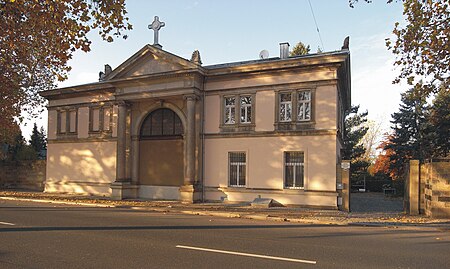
{"left": 131, "top": 137, "right": 139, "bottom": 184}
{"left": 111, "top": 101, "right": 137, "bottom": 200}
{"left": 116, "top": 101, "right": 127, "bottom": 182}
{"left": 179, "top": 95, "right": 201, "bottom": 203}
{"left": 184, "top": 95, "right": 196, "bottom": 185}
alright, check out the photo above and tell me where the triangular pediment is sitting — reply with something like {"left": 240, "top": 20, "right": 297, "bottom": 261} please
{"left": 105, "top": 45, "right": 200, "bottom": 80}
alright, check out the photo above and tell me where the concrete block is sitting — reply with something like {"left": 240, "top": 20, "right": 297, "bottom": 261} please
{"left": 251, "top": 198, "right": 284, "bottom": 208}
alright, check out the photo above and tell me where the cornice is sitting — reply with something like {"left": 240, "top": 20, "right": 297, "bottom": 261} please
{"left": 205, "top": 51, "right": 349, "bottom": 77}
{"left": 204, "top": 129, "right": 338, "bottom": 139}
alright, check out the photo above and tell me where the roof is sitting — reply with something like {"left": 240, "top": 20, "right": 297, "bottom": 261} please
{"left": 40, "top": 44, "right": 351, "bottom": 110}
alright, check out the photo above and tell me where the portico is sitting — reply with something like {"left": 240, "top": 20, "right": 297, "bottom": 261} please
{"left": 109, "top": 61, "right": 204, "bottom": 201}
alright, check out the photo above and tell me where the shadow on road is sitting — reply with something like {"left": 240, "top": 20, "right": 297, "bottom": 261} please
{"left": 0, "top": 224, "right": 339, "bottom": 233}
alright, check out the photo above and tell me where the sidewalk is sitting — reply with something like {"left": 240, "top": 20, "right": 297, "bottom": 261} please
{"left": 1, "top": 190, "right": 449, "bottom": 230}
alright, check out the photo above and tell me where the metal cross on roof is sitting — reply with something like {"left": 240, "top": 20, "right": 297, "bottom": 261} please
{"left": 148, "top": 16, "right": 165, "bottom": 48}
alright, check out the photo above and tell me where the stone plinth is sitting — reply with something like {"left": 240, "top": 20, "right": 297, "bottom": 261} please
{"left": 179, "top": 184, "right": 202, "bottom": 203}
{"left": 111, "top": 182, "right": 138, "bottom": 200}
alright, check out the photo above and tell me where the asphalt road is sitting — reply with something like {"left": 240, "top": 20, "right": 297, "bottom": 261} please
{"left": 1, "top": 200, "right": 449, "bottom": 269}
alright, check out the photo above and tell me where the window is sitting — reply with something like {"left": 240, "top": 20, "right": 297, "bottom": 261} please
{"left": 91, "top": 107, "right": 101, "bottom": 132}
{"left": 297, "top": 90, "right": 311, "bottom": 121}
{"left": 57, "top": 108, "right": 77, "bottom": 136}
{"left": 284, "top": 152, "right": 304, "bottom": 189}
{"left": 224, "top": 97, "right": 236, "bottom": 124}
{"left": 103, "top": 107, "right": 112, "bottom": 131}
{"left": 140, "top": 108, "right": 183, "bottom": 138}
{"left": 221, "top": 93, "right": 255, "bottom": 131}
{"left": 240, "top": 96, "right": 252, "bottom": 123}
{"left": 89, "top": 106, "right": 113, "bottom": 134}
{"left": 229, "top": 152, "right": 246, "bottom": 187}
{"left": 59, "top": 110, "right": 67, "bottom": 134}
{"left": 279, "top": 93, "right": 292, "bottom": 122}
{"left": 276, "top": 89, "right": 314, "bottom": 130}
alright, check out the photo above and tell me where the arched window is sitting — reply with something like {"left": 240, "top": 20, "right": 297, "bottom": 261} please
{"left": 140, "top": 108, "right": 183, "bottom": 138}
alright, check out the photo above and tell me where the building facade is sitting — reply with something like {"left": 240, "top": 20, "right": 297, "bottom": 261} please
{"left": 41, "top": 40, "right": 351, "bottom": 209}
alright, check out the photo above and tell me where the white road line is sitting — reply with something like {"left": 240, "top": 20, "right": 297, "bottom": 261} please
{"left": 0, "top": 221, "right": 15, "bottom": 226}
{"left": 176, "top": 245, "right": 317, "bottom": 265}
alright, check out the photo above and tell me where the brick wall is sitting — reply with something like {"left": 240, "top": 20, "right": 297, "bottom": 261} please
{"left": 0, "top": 160, "right": 46, "bottom": 191}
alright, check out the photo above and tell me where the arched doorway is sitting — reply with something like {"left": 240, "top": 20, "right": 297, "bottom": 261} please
{"left": 139, "top": 108, "right": 184, "bottom": 190}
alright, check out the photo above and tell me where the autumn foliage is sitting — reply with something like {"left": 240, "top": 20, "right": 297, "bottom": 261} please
{"left": 372, "top": 134, "right": 402, "bottom": 180}
{"left": 0, "top": 0, "right": 132, "bottom": 141}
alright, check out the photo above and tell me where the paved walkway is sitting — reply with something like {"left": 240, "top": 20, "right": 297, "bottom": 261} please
{"left": 350, "top": 192, "right": 403, "bottom": 213}
{"left": 0, "top": 190, "right": 449, "bottom": 230}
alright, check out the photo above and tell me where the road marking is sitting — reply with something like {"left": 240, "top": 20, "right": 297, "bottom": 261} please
{"left": 176, "top": 245, "right": 317, "bottom": 264}
{"left": 0, "top": 221, "right": 15, "bottom": 226}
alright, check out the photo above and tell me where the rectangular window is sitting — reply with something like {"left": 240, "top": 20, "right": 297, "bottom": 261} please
{"left": 92, "top": 107, "right": 101, "bottom": 131}
{"left": 229, "top": 152, "right": 246, "bottom": 187}
{"left": 284, "top": 152, "right": 304, "bottom": 188}
{"left": 224, "top": 97, "right": 236, "bottom": 124}
{"left": 103, "top": 107, "right": 112, "bottom": 131}
{"left": 59, "top": 111, "right": 67, "bottom": 134}
{"left": 57, "top": 108, "right": 77, "bottom": 136}
{"left": 279, "top": 93, "right": 292, "bottom": 122}
{"left": 240, "top": 96, "right": 252, "bottom": 124}
{"left": 275, "top": 89, "right": 314, "bottom": 131}
{"left": 90, "top": 105, "right": 113, "bottom": 134}
{"left": 297, "top": 90, "right": 311, "bottom": 121}
{"left": 69, "top": 110, "right": 77, "bottom": 133}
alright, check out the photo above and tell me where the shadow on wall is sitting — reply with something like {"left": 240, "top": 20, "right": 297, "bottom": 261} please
{"left": 46, "top": 141, "right": 116, "bottom": 194}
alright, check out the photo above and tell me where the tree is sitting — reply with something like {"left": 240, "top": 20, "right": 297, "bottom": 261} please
{"left": 428, "top": 88, "right": 450, "bottom": 157}
{"left": 372, "top": 133, "right": 401, "bottom": 180}
{"left": 290, "top": 41, "right": 311, "bottom": 56}
{"left": 0, "top": 119, "right": 20, "bottom": 160}
{"left": 383, "top": 86, "right": 430, "bottom": 179}
{"left": 7, "top": 132, "right": 25, "bottom": 161}
{"left": 342, "top": 105, "right": 369, "bottom": 160}
{"left": 349, "top": 0, "right": 450, "bottom": 97}
{"left": 342, "top": 105, "right": 371, "bottom": 180}
{"left": 1, "top": 0, "right": 132, "bottom": 134}
{"left": 360, "top": 119, "right": 384, "bottom": 162}
{"left": 29, "top": 123, "right": 46, "bottom": 154}
{"left": 0, "top": 117, "right": 21, "bottom": 145}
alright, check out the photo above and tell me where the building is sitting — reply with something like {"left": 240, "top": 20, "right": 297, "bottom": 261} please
{"left": 41, "top": 22, "right": 351, "bottom": 208}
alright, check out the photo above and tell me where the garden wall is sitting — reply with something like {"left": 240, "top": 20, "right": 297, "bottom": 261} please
{"left": 0, "top": 160, "right": 46, "bottom": 191}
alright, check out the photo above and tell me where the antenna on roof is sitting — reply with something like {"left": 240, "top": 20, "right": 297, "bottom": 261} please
{"left": 259, "top": 50, "right": 269, "bottom": 59}
{"left": 307, "top": 0, "right": 325, "bottom": 51}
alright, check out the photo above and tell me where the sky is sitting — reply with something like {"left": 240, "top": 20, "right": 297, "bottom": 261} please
{"left": 22, "top": 0, "right": 406, "bottom": 140}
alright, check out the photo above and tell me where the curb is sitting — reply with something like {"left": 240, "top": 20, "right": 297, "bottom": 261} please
{"left": 348, "top": 221, "right": 450, "bottom": 230}
{"left": 1, "top": 196, "right": 449, "bottom": 230}
{"left": 0, "top": 196, "right": 115, "bottom": 208}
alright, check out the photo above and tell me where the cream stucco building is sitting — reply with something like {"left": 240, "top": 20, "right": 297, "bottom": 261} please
{"left": 41, "top": 39, "right": 351, "bottom": 209}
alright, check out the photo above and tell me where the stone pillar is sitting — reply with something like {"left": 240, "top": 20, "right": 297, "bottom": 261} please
{"left": 111, "top": 101, "right": 137, "bottom": 200}
{"left": 179, "top": 95, "right": 201, "bottom": 203}
{"left": 116, "top": 101, "right": 127, "bottom": 182}
{"left": 131, "top": 137, "right": 139, "bottom": 184}
{"left": 339, "top": 160, "right": 351, "bottom": 212}
{"left": 185, "top": 95, "right": 196, "bottom": 185}
{"left": 408, "top": 160, "right": 420, "bottom": 215}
